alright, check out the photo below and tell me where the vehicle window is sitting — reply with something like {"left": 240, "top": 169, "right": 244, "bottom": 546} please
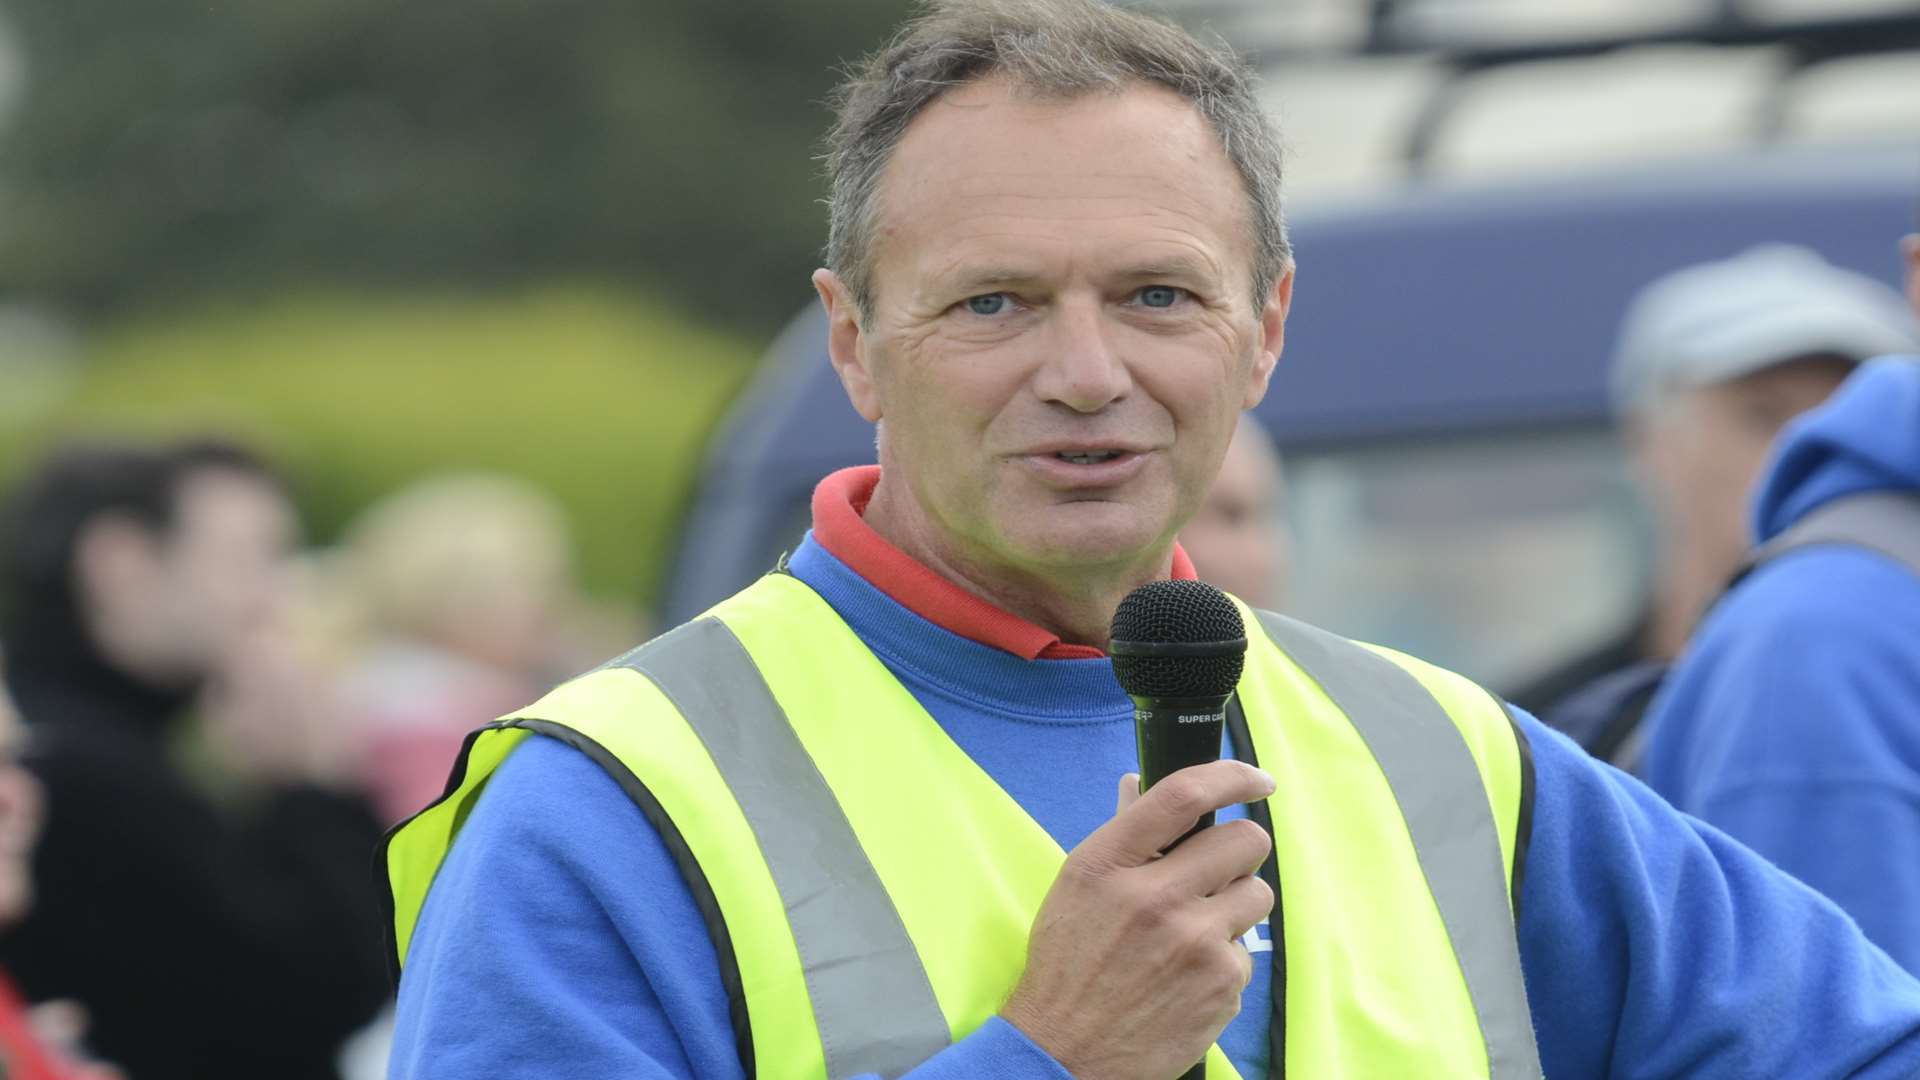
{"left": 1283, "top": 425, "right": 1649, "bottom": 692}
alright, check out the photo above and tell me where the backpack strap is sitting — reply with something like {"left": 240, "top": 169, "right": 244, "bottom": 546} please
{"left": 1734, "top": 491, "right": 1920, "bottom": 587}
{"left": 1560, "top": 493, "right": 1920, "bottom": 777}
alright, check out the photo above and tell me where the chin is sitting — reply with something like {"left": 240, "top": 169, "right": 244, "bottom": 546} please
{"left": 1001, "top": 504, "right": 1166, "bottom": 568}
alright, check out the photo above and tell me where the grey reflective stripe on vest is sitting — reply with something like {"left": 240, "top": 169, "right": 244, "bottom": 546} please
{"left": 620, "top": 618, "right": 951, "bottom": 1079}
{"left": 1254, "top": 610, "right": 1542, "bottom": 1080}
{"left": 1741, "top": 491, "right": 1920, "bottom": 581}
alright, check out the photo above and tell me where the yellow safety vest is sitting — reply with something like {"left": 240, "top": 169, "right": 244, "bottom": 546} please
{"left": 385, "top": 571, "right": 1540, "bottom": 1079}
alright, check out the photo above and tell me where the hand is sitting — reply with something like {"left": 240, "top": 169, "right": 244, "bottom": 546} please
{"left": 201, "top": 623, "right": 360, "bottom": 791}
{"left": 1000, "top": 760, "right": 1275, "bottom": 1080}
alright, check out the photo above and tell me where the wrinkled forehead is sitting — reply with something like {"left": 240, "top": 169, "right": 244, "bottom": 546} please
{"left": 869, "top": 77, "right": 1256, "bottom": 290}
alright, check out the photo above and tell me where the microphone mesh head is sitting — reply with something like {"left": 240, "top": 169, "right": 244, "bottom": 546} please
{"left": 1108, "top": 579, "right": 1247, "bottom": 699}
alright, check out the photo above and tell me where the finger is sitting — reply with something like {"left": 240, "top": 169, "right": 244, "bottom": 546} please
{"left": 1235, "top": 937, "right": 1256, "bottom": 989}
{"left": 1116, "top": 772, "right": 1141, "bottom": 815}
{"left": 1154, "top": 816, "right": 1272, "bottom": 896}
{"left": 1090, "top": 761, "right": 1275, "bottom": 867}
{"left": 1203, "top": 873, "right": 1276, "bottom": 941}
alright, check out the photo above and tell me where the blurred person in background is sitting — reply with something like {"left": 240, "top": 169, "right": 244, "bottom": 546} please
{"left": 1641, "top": 227, "right": 1920, "bottom": 973}
{"left": 0, "top": 439, "right": 390, "bottom": 1080}
{"left": 0, "top": 674, "right": 119, "bottom": 1080}
{"left": 1177, "top": 413, "right": 1290, "bottom": 609}
{"left": 385, "top": 3, "right": 1920, "bottom": 1077}
{"left": 331, "top": 473, "right": 601, "bottom": 825}
{"left": 1514, "top": 245, "right": 1919, "bottom": 762}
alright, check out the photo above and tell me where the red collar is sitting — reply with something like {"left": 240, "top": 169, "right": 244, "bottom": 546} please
{"left": 809, "top": 465, "right": 1197, "bottom": 660}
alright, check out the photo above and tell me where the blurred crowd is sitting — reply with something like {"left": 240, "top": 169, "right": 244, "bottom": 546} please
{"left": 0, "top": 443, "right": 635, "bottom": 1078}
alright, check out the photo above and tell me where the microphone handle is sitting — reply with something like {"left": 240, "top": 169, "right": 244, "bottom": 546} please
{"left": 1133, "top": 693, "right": 1232, "bottom": 1080}
{"left": 1132, "top": 692, "right": 1231, "bottom": 848}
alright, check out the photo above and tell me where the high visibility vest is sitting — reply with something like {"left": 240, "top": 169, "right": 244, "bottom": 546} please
{"left": 384, "top": 571, "right": 1541, "bottom": 1079}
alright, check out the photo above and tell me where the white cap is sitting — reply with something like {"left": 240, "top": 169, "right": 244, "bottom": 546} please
{"left": 1611, "top": 244, "right": 1920, "bottom": 413}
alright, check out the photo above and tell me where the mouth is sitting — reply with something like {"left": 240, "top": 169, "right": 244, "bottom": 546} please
{"left": 1018, "top": 446, "right": 1152, "bottom": 488}
{"left": 1053, "top": 449, "right": 1127, "bottom": 465}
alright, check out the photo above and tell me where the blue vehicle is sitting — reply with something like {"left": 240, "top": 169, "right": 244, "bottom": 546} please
{"left": 663, "top": 142, "right": 1920, "bottom": 690}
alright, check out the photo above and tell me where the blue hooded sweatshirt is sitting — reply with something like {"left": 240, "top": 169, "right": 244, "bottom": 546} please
{"left": 1645, "top": 356, "right": 1920, "bottom": 974}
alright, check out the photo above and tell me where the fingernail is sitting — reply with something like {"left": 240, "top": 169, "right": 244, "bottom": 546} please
{"left": 1254, "top": 767, "right": 1275, "bottom": 794}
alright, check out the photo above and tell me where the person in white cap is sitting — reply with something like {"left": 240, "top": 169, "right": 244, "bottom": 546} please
{"left": 1641, "top": 229, "right": 1920, "bottom": 974}
{"left": 1517, "top": 244, "right": 1920, "bottom": 762}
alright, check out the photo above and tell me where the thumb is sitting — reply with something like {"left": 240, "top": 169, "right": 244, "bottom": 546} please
{"left": 1115, "top": 772, "right": 1142, "bottom": 815}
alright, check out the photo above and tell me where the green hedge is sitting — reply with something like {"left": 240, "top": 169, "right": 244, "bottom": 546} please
{"left": 0, "top": 287, "right": 759, "bottom": 606}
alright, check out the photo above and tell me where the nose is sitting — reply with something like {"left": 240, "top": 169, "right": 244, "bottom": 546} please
{"left": 1031, "top": 297, "right": 1132, "bottom": 414}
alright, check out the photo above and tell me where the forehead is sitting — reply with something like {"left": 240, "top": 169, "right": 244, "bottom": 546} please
{"left": 872, "top": 77, "right": 1253, "bottom": 288}
{"left": 171, "top": 468, "right": 291, "bottom": 537}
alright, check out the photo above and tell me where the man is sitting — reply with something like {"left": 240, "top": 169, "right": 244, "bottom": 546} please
{"left": 0, "top": 440, "right": 390, "bottom": 1080}
{"left": 1642, "top": 230, "right": 1920, "bottom": 972}
{"left": 1178, "top": 415, "right": 1289, "bottom": 610}
{"left": 1513, "top": 245, "right": 1918, "bottom": 759}
{"left": 385, "top": 3, "right": 1920, "bottom": 1077}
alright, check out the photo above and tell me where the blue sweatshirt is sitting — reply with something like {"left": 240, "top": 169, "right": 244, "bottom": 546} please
{"left": 1645, "top": 356, "right": 1920, "bottom": 975}
{"left": 390, "top": 535, "right": 1920, "bottom": 1079}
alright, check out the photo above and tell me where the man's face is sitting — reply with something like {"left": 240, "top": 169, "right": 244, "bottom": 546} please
{"left": 160, "top": 469, "right": 297, "bottom": 671}
{"left": 103, "top": 468, "right": 298, "bottom": 681}
{"left": 818, "top": 78, "right": 1290, "bottom": 576}
{"left": 1637, "top": 356, "right": 1856, "bottom": 585}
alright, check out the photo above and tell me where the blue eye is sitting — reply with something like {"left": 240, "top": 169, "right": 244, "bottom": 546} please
{"left": 965, "top": 293, "right": 1010, "bottom": 316}
{"left": 1138, "top": 286, "right": 1183, "bottom": 308}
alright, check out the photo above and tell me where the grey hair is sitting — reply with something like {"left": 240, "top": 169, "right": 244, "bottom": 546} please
{"left": 823, "top": 0, "right": 1290, "bottom": 319}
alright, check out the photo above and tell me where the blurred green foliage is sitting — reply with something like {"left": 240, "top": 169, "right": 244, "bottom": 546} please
{"left": 0, "top": 289, "right": 756, "bottom": 604}
{"left": 0, "top": 0, "right": 904, "bottom": 335}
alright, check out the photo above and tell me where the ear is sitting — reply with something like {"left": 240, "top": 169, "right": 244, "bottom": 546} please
{"left": 813, "top": 269, "right": 883, "bottom": 423}
{"left": 1902, "top": 234, "right": 1920, "bottom": 320}
{"left": 72, "top": 514, "right": 158, "bottom": 614}
{"left": 1242, "top": 267, "right": 1294, "bottom": 410}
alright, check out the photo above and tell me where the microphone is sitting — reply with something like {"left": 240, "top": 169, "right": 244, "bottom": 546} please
{"left": 1109, "top": 579, "right": 1249, "bottom": 1080}
{"left": 1109, "top": 579, "right": 1248, "bottom": 843}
